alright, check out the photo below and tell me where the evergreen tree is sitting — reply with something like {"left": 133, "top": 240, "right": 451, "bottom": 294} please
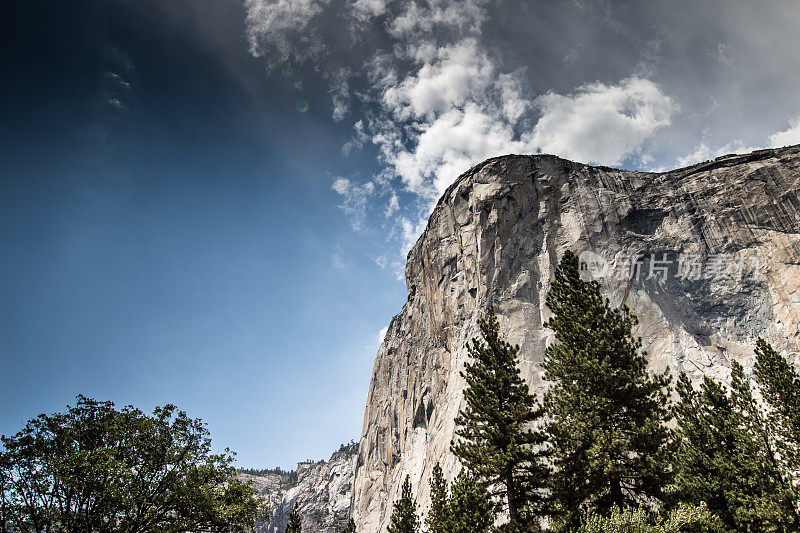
{"left": 285, "top": 503, "right": 302, "bottom": 533}
{"left": 341, "top": 518, "right": 356, "bottom": 533}
{"left": 543, "top": 251, "right": 671, "bottom": 526}
{"left": 448, "top": 470, "right": 494, "bottom": 533}
{"left": 427, "top": 465, "right": 451, "bottom": 533}
{"left": 671, "top": 362, "right": 797, "bottom": 530}
{"left": 451, "top": 307, "right": 548, "bottom": 528}
{"left": 387, "top": 476, "right": 419, "bottom": 533}
{"left": 426, "top": 464, "right": 493, "bottom": 533}
{"left": 754, "top": 338, "right": 800, "bottom": 506}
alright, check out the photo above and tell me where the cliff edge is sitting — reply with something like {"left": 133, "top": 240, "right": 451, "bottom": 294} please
{"left": 350, "top": 146, "right": 800, "bottom": 532}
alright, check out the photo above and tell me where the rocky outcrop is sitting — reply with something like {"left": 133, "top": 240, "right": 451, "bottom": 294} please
{"left": 350, "top": 146, "right": 800, "bottom": 532}
{"left": 244, "top": 443, "right": 358, "bottom": 533}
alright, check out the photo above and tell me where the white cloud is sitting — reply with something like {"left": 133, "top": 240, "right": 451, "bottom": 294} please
{"left": 376, "top": 326, "right": 388, "bottom": 344}
{"left": 350, "top": 0, "right": 389, "bottom": 22}
{"left": 389, "top": 104, "right": 527, "bottom": 197}
{"left": 675, "top": 115, "right": 800, "bottom": 169}
{"left": 381, "top": 39, "right": 494, "bottom": 121}
{"left": 342, "top": 120, "right": 369, "bottom": 155}
{"left": 364, "top": 325, "right": 390, "bottom": 352}
{"left": 331, "top": 251, "right": 346, "bottom": 270}
{"left": 332, "top": 178, "right": 376, "bottom": 230}
{"left": 243, "top": 1, "right": 682, "bottom": 270}
{"left": 527, "top": 77, "right": 677, "bottom": 166}
{"left": 713, "top": 42, "right": 733, "bottom": 66}
{"left": 327, "top": 68, "right": 351, "bottom": 121}
{"left": 399, "top": 216, "right": 427, "bottom": 254}
{"left": 244, "top": 0, "right": 329, "bottom": 60}
{"left": 388, "top": 0, "right": 488, "bottom": 38}
{"left": 676, "top": 140, "right": 764, "bottom": 168}
{"left": 385, "top": 193, "right": 400, "bottom": 217}
{"left": 768, "top": 115, "right": 800, "bottom": 148}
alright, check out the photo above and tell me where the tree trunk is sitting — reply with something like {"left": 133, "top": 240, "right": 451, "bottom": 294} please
{"left": 609, "top": 476, "right": 623, "bottom": 509}
{"left": 506, "top": 470, "right": 519, "bottom": 525}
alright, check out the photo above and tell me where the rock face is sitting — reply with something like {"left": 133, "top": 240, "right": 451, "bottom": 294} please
{"left": 350, "top": 146, "right": 800, "bottom": 532}
{"left": 245, "top": 443, "right": 358, "bottom": 533}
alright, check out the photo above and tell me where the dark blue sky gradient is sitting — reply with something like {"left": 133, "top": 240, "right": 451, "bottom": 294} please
{"left": 1, "top": 0, "right": 403, "bottom": 469}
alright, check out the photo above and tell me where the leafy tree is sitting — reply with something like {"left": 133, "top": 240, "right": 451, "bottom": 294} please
{"left": 0, "top": 395, "right": 268, "bottom": 533}
{"left": 543, "top": 251, "right": 671, "bottom": 526}
{"left": 451, "top": 308, "right": 548, "bottom": 528}
{"left": 426, "top": 464, "right": 493, "bottom": 533}
{"left": 671, "top": 363, "right": 797, "bottom": 530}
{"left": 573, "top": 503, "right": 724, "bottom": 533}
{"left": 341, "top": 517, "right": 356, "bottom": 532}
{"left": 754, "top": 338, "right": 800, "bottom": 505}
{"left": 285, "top": 503, "right": 302, "bottom": 533}
{"left": 387, "top": 476, "right": 419, "bottom": 533}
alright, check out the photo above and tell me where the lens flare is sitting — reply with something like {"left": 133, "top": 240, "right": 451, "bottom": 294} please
{"left": 295, "top": 98, "right": 309, "bottom": 113}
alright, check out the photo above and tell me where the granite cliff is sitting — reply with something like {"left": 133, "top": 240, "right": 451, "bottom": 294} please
{"left": 350, "top": 145, "right": 800, "bottom": 532}
{"left": 242, "top": 443, "right": 357, "bottom": 533}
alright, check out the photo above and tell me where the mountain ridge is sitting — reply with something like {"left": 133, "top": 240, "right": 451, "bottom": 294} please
{"left": 351, "top": 144, "right": 800, "bottom": 532}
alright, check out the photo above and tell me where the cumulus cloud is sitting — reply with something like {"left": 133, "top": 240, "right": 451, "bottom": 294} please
{"left": 389, "top": 104, "right": 527, "bottom": 197}
{"left": 381, "top": 39, "right": 494, "bottom": 121}
{"left": 768, "top": 115, "right": 800, "bottom": 148}
{"left": 528, "top": 78, "right": 677, "bottom": 166}
{"left": 244, "top": 0, "right": 681, "bottom": 266}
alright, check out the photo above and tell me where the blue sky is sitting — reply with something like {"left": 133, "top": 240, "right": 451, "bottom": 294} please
{"left": 2, "top": 0, "right": 799, "bottom": 469}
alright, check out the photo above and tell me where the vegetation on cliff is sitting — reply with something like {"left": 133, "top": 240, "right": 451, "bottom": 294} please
{"left": 380, "top": 250, "right": 799, "bottom": 532}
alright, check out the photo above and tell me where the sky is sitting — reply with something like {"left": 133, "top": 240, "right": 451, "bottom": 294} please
{"left": 2, "top": 0, "right": 800, "bottom": 470}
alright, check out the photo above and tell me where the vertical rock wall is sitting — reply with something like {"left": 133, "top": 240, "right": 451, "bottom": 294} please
{"left": 351, "top": 146, "right": 800, "bottom": 532}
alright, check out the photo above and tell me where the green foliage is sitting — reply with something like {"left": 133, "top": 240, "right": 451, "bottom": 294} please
{"left": 451, "top": 307, "right": 548, "bottom": 528}
{"left": 387, "top": 476, "right": 419, "bottom": 533}
{"left": 543, "top": 251, "right": 671, "bottom": 526}
{"left": 571, "top": 503, "right": 724, "bottom": 533}
{"left": 285, "top": 503, "right": 302, "bottom": 533}
{"left": 0, "top": 395, "right": 268, "bottom": 533}
{"left": 670, "top": 362, "right": 797, "bottom": 531}
{"left": 426, "top": 464, "right": 493, "bottom": 533}
{"left": 238, "top": 466, "right": 299, "bottom": 488}
{"left": 754, "top": 338, "right": 800, "bottom": 506}
{"left": 427, "top": 464, "right": 450, "bottom": 533}
{"left": 341, "top": 517, "right": 356, "bottom": 533}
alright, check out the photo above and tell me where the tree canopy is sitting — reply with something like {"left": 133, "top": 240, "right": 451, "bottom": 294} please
{"left": 387, "top": 476, "right": 419, "bottom": 533}
{"left": 0, "top": 395, "right": 268, "bottom": 533}
{"left": 543, "top": 250, "right": 671, "bottom": 526}
{"left": 452, "top": 307, "right": 548, "bottom": 528}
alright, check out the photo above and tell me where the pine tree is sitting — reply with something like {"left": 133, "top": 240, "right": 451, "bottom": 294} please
{"left": 448, "top": 470, "right": 494, "bottom": 533}
{"left": 754, "top": 338, "right": 800, "bottom": 507}
{"left": 285, "top": 503, "right": 302, "bottom": 533}
{"left": 543, "top": 251, "right": 671, "bottom": 526}
{"left": 426, "top": 464, "right": 493, "bottom": 533}
{"left": 387, "top": 476, "right": 419, "bottom": 533}
{"left": 341, "top": 518, "right": 356, "bottom": 533}
{"left": 427, "top": 464, "right": 451, "bottom": 533}
{"left": 671, "top": 362, "right": 797, "bottom": 530}
{"left": 451, "top": 307, "right": 548, "bottom": 529}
